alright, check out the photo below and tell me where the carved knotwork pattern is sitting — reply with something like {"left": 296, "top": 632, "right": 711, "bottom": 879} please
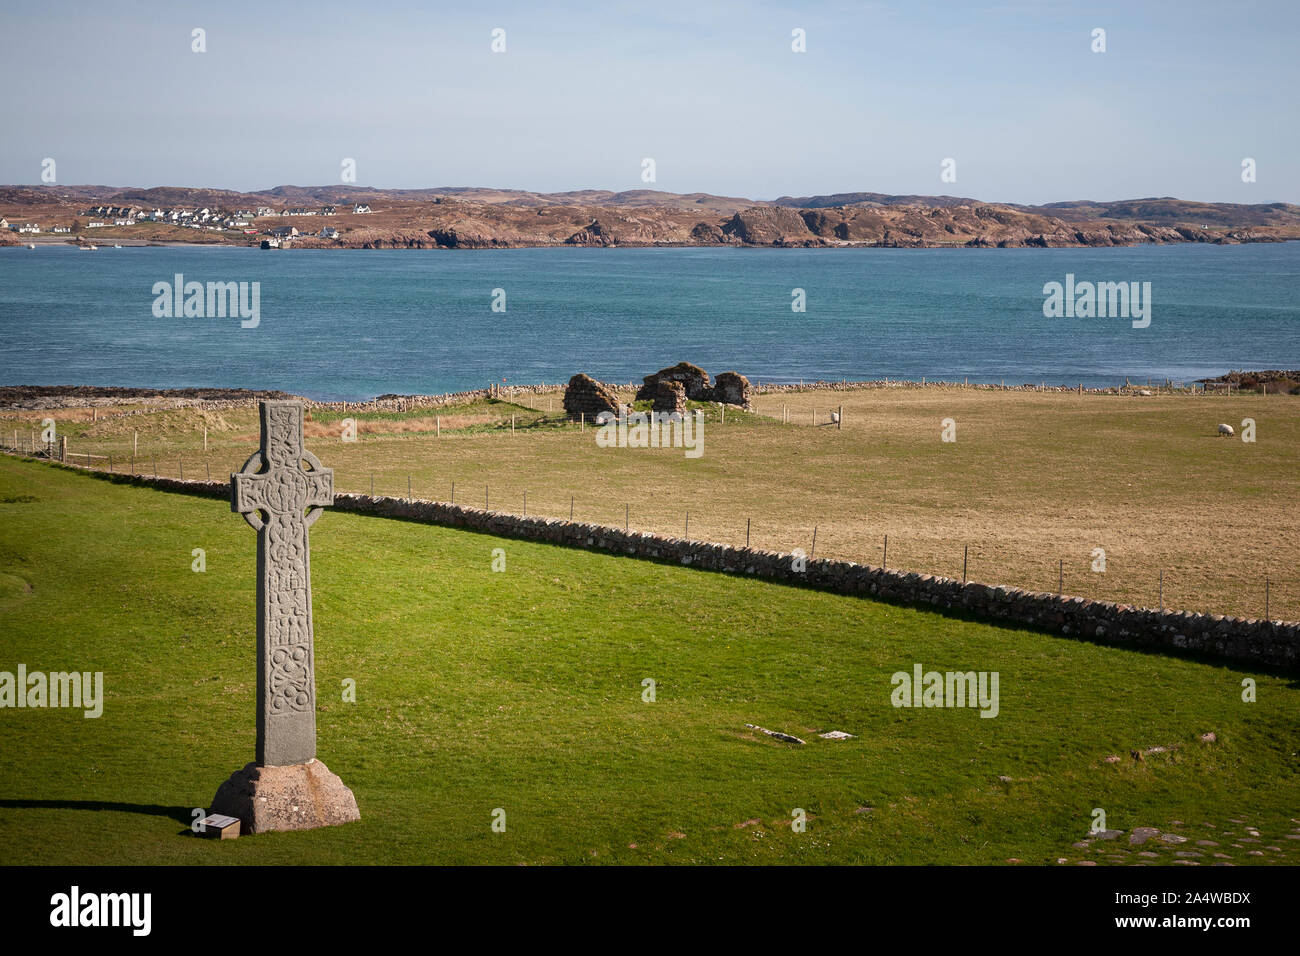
{"left": 230, "top": 401, "right": 334, "bottom": 729}
{"left": 269, "top": 642, "right": 313, "bottom": 715}
{"left": 266, "top": 513, "right": 314, "bottom": 714}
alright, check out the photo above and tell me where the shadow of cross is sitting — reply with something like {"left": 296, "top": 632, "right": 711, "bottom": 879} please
{"left": 231, "top": 401, "right": 334, "bottom": 767}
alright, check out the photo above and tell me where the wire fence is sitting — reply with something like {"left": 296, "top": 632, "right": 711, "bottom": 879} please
{"left": 6, "top": 437, "right": 1295, "bottom": 623}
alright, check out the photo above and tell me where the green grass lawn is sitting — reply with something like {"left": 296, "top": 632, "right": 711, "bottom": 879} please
{"left": 0, "top": 456, "right": 1296, "bottom": 865}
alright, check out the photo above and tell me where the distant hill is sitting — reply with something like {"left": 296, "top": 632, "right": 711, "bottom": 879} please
{"left": 1025, "top": 197, "right": 1300, "bottom": 227}
{"left": 772, "top": 191, "right": 979, "bottom": 209}
{"left": 3, "top": 183, "right": 1298, "bottom": 249}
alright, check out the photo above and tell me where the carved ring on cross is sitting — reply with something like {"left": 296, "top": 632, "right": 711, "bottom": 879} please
{"left": 233, "top": 449, "right": 331, "bottom": 532}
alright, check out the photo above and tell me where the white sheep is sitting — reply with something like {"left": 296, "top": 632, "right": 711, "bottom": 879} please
{"left": 1217, "top": 423, "right": 1234, "bottom": 437}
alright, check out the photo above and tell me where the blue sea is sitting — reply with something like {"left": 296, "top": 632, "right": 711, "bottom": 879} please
{"left": 1, "top": 243, "right": 1297, "bottom": 400}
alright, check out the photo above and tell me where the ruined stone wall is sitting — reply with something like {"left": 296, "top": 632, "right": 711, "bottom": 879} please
{"left": 712, "top": 371, "right": 752, "bottom": 409}
{"left": 635, "top": 362, "right": 711, "bottom": 402}
{"left": 652, "top": 381, "right": 686, "bottom": 416}
{"left": 562, "top": 373, "right": 620, "bottom": 420}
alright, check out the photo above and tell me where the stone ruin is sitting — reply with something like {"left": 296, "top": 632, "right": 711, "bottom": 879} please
{"left": 635, "top": 362, "right": 712, "bottom": 402}
{"left": 562, "top": 373, "right": 620, "bottom": 421}
{"left": 635, "top": 362, "right": 751, "bottom": 408}
{"left": 652, "top": 380, "right": 686, "bottom": 417}
{"left": 564, "top": 363, "right": 752, "bottom": 420}
{"left": 712, "top": 371, "right": 752, "bottom": 409}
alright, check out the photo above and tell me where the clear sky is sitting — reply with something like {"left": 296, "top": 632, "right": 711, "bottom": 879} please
{"left": 1, "top": 0, "right": 1294, "bottom": 204}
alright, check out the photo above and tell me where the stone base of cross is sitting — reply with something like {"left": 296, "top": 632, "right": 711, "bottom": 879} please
{"left": 209, "top": 400, "right": 359, "bottom": 834}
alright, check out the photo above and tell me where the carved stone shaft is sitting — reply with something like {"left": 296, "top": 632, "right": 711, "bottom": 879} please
{"left": 230, "top": 401, "right": 333, "bottom": 766}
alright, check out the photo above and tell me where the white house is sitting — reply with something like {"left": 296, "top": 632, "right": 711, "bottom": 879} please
{"left": 320, "top": 225, "right": 339, "bottom": 239}
{"left": 353, "top": 203, "right": 371, "bottom": 214}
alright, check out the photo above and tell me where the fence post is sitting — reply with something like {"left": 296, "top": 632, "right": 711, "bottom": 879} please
{"left": 451, "top": 480, "right": 455, "bottom": 504}
{"left": 485, "top": 485, "right": 489, "bottom": 510}
{"left": 523, "top": 490, "right": 527, "bottom": 516}
{"left": 811, "top": 526, "right": 817, "bottom": 559}
{"left": 60, "top": 435, "right": 67, "bottom": 462}
{"left": 837, "top": 404, "right": 843, "bottom": 430}
{"left": 625, "top": 503, "right": 629, "bottom": 531}
{"left": 179, "top": 459, "right": 183, "bottom": 480}
{"left": 1265, "top": 577, "right": 1270, "bottom": 620}
{"left": 746, "top": 518, "right": 750, "bottom": 548}
{"left": 963, "top": 545, "right": 968, "bottom": 583}
{"left": 1059, "top": 559, "right": 1063, "bottom": 596}
{"left": 883, "top": 534, "right": 888, "bottom": 567}
{"left": 437, "top": 415, "right": 441, "bottom": 437}
{"left": 370, "top": 474, "right": 374, "bottom": 495}
{"left": 685, "top": 511, "right": 689, "bottom": 538}
{"left": 1159, "top": 570, "right": 1163, "bottom": 611}
{"left": 408, "top": 475, "right": 412, "bottom": 498}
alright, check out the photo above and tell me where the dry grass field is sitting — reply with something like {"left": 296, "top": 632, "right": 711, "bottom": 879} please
{"left": 5, "top": 385, "right": 1296, "bottom": 620}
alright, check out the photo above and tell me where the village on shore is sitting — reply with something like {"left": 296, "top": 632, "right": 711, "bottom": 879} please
{"left": 2, "top": 201, "right": 373, "bottom": 246}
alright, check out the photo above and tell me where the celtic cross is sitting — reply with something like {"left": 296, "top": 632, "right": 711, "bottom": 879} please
{"left": 231, "top": 401, "right": 334, "bottom": 766}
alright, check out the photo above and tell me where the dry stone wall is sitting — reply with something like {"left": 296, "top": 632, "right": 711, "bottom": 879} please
{"left": 32, "top": 455, "right": 1297, "bottom": 672}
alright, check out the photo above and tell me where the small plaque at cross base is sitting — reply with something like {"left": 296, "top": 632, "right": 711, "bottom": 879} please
{"left": 198, "top": 813, "right": 242, "bottom": 839}
{"left": 208, "top": 401, "right": 360, "bottom": 834}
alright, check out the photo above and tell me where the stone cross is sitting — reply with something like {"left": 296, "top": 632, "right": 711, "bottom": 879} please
{"left": 231, "top": 401, "right": 333, "bottom": 766}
